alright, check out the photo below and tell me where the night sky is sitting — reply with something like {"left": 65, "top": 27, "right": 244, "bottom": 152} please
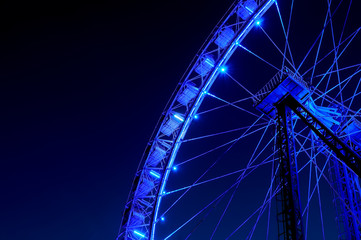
{"left": 0, "top": 0, "right": 235, "bottom": 239}
{"left": 1, "top": 0, "right": 361, "bottom": 239}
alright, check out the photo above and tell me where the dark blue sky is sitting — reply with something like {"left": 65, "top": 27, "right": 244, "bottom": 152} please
{"left": 0, "top": 0, "right": 235, "bottom": 239}
{"left": 2, "top": 0, "right": 361, "bottom": 239}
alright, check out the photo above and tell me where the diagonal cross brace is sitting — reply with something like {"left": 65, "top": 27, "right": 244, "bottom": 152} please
{"left": 281, "top": 95, "right": 361, "bottom": 177}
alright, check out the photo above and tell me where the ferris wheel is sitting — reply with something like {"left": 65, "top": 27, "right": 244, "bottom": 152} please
{"left": 117, "top": 0, "right": 361, "bottom": 239}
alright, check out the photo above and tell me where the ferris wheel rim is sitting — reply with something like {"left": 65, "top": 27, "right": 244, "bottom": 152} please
{"left": 118, "top": 0, "right": 361, "bottom": 239}
{"left": 118, "top": 0, "right": 275, "bottom": 239}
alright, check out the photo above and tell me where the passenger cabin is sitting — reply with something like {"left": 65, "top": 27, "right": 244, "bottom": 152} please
{"left": 215, "top": 27, "right": 235, "bottom": 49}
{"left": 237, "top": 0, "right": 258, "bottom": 21}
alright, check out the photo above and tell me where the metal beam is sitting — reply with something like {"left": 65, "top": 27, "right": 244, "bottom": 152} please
{"left": 276, "top": 101, "right": 305, "bottom": 240}
{"left": 282, "top": 95, "right": 361, "bottom": 177}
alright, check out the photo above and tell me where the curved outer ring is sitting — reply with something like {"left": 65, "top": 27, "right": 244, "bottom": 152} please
{"left": 152, "top": 1, "right": 275, "bottom": 238}
{"left": 119, "top": 0, "right": 275, "bottom": 239}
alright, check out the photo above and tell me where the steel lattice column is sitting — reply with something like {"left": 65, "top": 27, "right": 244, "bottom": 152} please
{"left": 279, "top": 94, "right": 361, "bottom": 240}
{"left": 283, "top": 95, "right": 361, "bottom": 176}
{"left": 276, "top": 101, "right": 305, "bottom": 240}
{"left": 328, "top": 158, "right": 361, "bottom": 240}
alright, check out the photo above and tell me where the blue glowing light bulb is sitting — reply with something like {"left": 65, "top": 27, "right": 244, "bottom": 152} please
{"left": 173, "top": 166, "right": 177, "bottom": 171}
{"left": 133, "top": 230, "right": 146, "bottom": 238}
{"left": 256, "top": 21, "right": 260, "bottom": 25}
{"left": 194, "top": 115, "right": 199, "bottom": 119}
{"left": 161, "top": 217, "right": 165, "bottom": 221}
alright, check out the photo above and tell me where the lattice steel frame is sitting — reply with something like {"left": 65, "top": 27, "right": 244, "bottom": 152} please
{"left": 275, "top": 94, "right": 361, "bottom": 240}
{"left": 117, "top": 0, "right": 275, "bottom": 239}
{"left": 276, "top": 100, "right": 305, "bottom": 240}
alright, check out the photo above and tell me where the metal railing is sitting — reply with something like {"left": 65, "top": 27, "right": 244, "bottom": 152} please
{"left": 253, "top": 67, "right": 307, "bottom": 105}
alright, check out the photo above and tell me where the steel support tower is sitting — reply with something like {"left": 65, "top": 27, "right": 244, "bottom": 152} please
{"left": 254, "top": 68, "right": 361, "bottom": 239}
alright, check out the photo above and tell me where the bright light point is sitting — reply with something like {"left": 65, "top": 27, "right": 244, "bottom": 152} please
{"left": 256, "top": 21, "right": 260, "bottom": 25}
{"left": 194, "top": 115, "right": 199, "bottom": 119}
{"left": 149, "top": 170, "right": 161, "bottom": 179}
{"left": 245, "top": 6, "right": 254, "bottom": 14}
{"left": 133, "top": 230, "right": 146, "bottom": 238}
{"left": 161, "top": 217, "right": 165, "bottom": 221}
{"left": 173, "top": 166, "right": 177, "bottom": 171}
{"left": 220, "top": 67, "right": 226, "bottom": 72}
{"left": 173, "top": 114, "right": 184, "bottom": 122}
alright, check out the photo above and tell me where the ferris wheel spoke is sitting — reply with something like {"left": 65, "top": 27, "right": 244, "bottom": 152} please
{"left": 163, "top": 156, "right": 278, "bottom": 240}
{"left": 266, "top": 128, "right": 277, "bottom": 240}
{"left": 246, "top": 161, "right": 281, "bottom": 239}
{"left": 314, "top": 160, "right": 326, "bottom": 240}
{"left": 333, "top": 66, "right": 361, "bottom": 106}
{"left": 304, "top": 139, "right": 315, "bottom": 239}
{"left": 313, "top": 63, "right": 361, "bottom": 78}
{"left": 344, "top": 85, "right": 361, "bottom": 103}
{"left": 119, "top": 1, "right": 361, "bottom": 239}
{"left": 162, "top": 176, "right": 242, "bottom": 240}
{"left": 335, "top": 0, "right": 353, "bottom": 52}
{"left": 197, "top": 96, "right": 254, "bottom": 116}
{"left": 294, "top": 133, "right": 325, "bottom": 171}
{"left": 312, "top": 29, "right": 361, "bottom": 95}
{"left": 205, "top": 91, "right": 265, "bottom": 119}
{"left": 210, "top": 144, "right": 277, "bottom": 240}
{"left": 163, "top": 121, "right": 274, "bottom": 238}
{"left": 301, "top": 152, "right": 331, "bottom": 219}
{"left": 311, "top": 153, "right": 361, "bottom": 228}
{"left": 166, "top": 158, "right": 275, "bottom": 197}
{"left": 161, "top": 114, "right": 267, "bottom": 219}
{"left": 224, "top": 72, "right": 257, "bottom": 98}
{"left": 345, "top": 79, "right": 361, "bottom": 117}
{"left": 314, "top": 67, "right": 361, "bottom": 102}
{"left": 258, "top": 25, "right": 295, "bottom": 72}
{"left": 296, "top": 0, "right": 344, "bottom": 73}
{"left": 236, "top": 44, "right": 281, "bottom": 71}
{"left": 330, "top": 0, "right": 355, "bottom": 106}
{"left": 248, "top": 119, "right": 273, "bottom": 165}
{"left": 313, "top": 89, "right": 359, "bottom": 116}
{"left": 302, "top": 26, "right": 361, "bottom": 78}
{"left": 327, "top": 1, "right": 345, "bottom": 106}
{"left": 309, "top": 0, "right": 332, "bottom": 85}
{"left": 210, "top": 182, "right": 239, "bottom": 240}
{"left": 339, "top": 129, "right": 361, "bottom": 139}
{"left": 182, "top": 122, "right": 269, "bottom": 143}
{"left": 274, "top": 0, "right": 296, "bottom": 69}
{"left": 178, "top": 119, "right": 269, "bottom": 167}
{"left": 281, "top": 0, "right": 296, "bottom": 72}
{"left": 212, "top": 129, "right": 277, "bottom": 239}
{"left": 225, "top": 183, "right": 282, "bottom": 240}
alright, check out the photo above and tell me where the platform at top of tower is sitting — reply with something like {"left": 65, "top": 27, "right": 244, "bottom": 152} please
{"left": 253, "top": 67, "right": 310, "bottom": 118}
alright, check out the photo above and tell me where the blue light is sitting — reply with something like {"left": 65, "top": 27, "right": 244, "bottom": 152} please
{"left": 245, "top": 6, "right": 254, "bottom": 14}
{"left": 204, "top": 58, "right": 215, "bottom": 67}
{"left": 194, "top": 115, "right": 199, "bottom": 119}
{"left": 173, "top": 114, "right": 184, "bottom": 122}
{"left": 256, "top": 20, "right": 260, "bottom": 25}
{"left": 173, "top": 166, "right": 177, "bottom": 171}
{"left": 149, "top": 170, "right": 161, "bottom": 179}
{"left": 161, "top": 216, "right": 165, "bottom": 221}
{"left": 220, "top": 66, "right": 227, "bottom": 72}
{"left": 133, "top": 230, "right": 146, "bottom": 238}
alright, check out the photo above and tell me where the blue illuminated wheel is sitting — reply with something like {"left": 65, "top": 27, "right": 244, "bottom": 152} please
{"left": 118, "top": 0, "right": 361, "bottom": 239}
